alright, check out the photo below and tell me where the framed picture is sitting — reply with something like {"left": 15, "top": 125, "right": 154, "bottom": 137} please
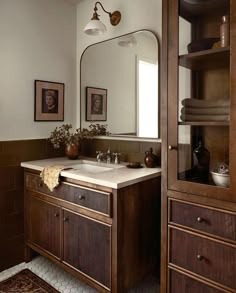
{"left": 86, "top": 87, "right": 107, "bottom": 121}
{"left": 34, "top": 80, "right": 64, "bottom": 121}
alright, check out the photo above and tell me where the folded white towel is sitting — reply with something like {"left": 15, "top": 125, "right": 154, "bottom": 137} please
{"left": 40, "top": 165, "right": 65, "bottom": 191}
{"left": 181, "top": 107, "right": 229, "bottom": 115}
{"left": 180, "top": 114, "right": 229, "bottom": 122}
{"left": 182, "top": 98, "right": 229, "bottom": 108}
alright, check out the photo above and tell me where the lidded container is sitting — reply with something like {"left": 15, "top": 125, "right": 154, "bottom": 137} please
{"left": 220, "top": 15, "right": 230, "bottom": 47}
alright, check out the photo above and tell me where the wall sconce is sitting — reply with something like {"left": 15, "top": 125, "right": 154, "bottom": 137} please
{"left": 83, "top": 2, "right": 121, "bottom": 36}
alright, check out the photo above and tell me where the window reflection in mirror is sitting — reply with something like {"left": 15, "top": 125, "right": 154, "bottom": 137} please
{"left": 80, "top": 30, "right": 160, "bottom": 140}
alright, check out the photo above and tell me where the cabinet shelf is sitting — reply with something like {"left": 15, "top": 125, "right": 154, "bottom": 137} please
{"left": 179, "top": 47, "right": 230, "bottom": 70}
{"left": 179, "top": 0, "right": 229, "bottom": 21}
{"left": 179, "top": 121, "right": 229, "bottom": 126}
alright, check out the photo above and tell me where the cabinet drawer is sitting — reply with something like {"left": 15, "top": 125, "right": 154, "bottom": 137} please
{"left": 169, "top": 269, "right": 223, "bottom": 293}
{"left": 169, "top": 200, "right": 236, "bottom": 241}
{"left": 25, "top": 173, "right": 112, "bottom": 216}
{"left": 169, "top": 228, "right": 236, "bottom": 290}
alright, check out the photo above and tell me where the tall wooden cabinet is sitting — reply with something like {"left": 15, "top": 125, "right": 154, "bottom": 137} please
{"left": 161, "top": 0, "right": 236, "bottom": 292}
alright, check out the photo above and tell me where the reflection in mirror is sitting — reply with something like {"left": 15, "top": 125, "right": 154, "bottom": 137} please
{"left": 80, "top": 30, "right": 159, "bottom": 139}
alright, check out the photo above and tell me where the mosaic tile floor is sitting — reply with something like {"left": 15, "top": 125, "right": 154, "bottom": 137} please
{"left": 0, "top": 256, "right": 160, "bottom": 293}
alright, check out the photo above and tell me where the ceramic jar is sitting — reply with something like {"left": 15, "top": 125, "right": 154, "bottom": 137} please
{"left": 144, "top": 148, "right": 158, "bottom": 168}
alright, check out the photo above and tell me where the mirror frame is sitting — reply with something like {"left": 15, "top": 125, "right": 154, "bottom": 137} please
{"left": 80, "top": 29, "right": 161, "bottom": 142}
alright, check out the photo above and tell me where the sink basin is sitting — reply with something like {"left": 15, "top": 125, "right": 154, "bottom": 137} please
{"left": 69, "top": 163, "right": 113, "bottom": 174}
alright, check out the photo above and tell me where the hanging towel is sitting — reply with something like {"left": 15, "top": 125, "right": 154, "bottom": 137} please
{"left": 40, "top": 165, "right": 65, "bottom": 191}
{"left": 181, "top": 107, "right": 229, "bottom": 115}
{"left": 180, "top": 114, "right": 229, "bottom": 122}
{"left": 182, "top": 98, "right": 230, "bottom": 108}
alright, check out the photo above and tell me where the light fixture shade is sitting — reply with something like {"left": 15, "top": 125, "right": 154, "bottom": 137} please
{"left": 83, "top": 19, "right": 107, "bottom": 35}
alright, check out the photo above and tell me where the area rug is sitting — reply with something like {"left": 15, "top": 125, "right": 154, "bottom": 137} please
{"left": 0, "top": 269, "right": 59, "bottom": 293}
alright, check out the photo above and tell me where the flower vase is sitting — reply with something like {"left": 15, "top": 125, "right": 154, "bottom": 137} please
{"left": 65, "top": 143, "right": 79, "bottom": 160}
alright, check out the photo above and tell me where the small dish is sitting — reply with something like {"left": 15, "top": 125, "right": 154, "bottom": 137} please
{"left": 126, "top": 162, "right": 143, "bottom": 169}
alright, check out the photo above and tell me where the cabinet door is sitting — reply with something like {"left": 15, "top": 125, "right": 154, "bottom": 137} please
{"left": 27, "top": 194, "right": 61, "bottom": 259}
{"left": 62, "top": 210, "right": 111, "bottom": 289}
{"left": 167, "top": 0, "right": 236, "bottom": 201}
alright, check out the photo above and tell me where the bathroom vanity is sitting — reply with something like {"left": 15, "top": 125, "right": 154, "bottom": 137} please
{"left": 21, "top": 157, "right": 161, "bottom": 293}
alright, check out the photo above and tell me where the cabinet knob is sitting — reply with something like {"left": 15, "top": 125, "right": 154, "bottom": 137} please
{"left": 54, "top": 213, "right": 59, "bottom": 217}
{"left": 197, "top": 217, "right": 204, "bottom": 223}
{"left": 168, "top": 145, "right": 177, "bottom": 150}
{"left": 63, "top": 217, "right": 69, "bottom": 222}
{"left": 197, "top": 254, "right": 204, "bottom": 261}
{"left": 78, "top": 195, "right": 85, "bottom": 200}
{"left": 38, "top": 182, "right": 43, "bottom": 187}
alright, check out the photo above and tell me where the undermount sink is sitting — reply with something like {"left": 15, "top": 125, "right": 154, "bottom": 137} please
{"left": 69, "top": 163, "right": 113, "bottom": 174}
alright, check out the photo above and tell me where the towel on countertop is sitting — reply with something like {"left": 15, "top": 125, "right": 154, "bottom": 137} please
{"left": 181, "top": 107, "right": 229, "bottom": 115}
{"left": 40, "top": 165, "right": 65, "bottom": 191}
{"left": 180, "top": 114, "right": 229, "bottom": 122}
{"left": 182, "top": 98, "right": 230, "bottom": 108}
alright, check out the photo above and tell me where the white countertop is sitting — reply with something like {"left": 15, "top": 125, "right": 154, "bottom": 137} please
{"left": 21, "top": 157, "right": 161, "bottom": 189}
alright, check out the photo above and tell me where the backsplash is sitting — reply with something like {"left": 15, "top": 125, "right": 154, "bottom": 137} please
{"left": 81, "top": 138, "right": 161, "bottom": 165}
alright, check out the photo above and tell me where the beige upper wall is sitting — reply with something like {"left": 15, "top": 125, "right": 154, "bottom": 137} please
{"left": 0, "top": 0, "right": 76, "bottom": 141}
{"left": 76, "top": 0, "right": 162, "bottom": 127}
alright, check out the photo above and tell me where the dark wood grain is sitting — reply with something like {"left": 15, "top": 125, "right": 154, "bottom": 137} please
{"left": 169, "top": 269, "right": 223, "bottom": 293}
{"left": 169, "top": 227, "right": 236, "bottom": 289}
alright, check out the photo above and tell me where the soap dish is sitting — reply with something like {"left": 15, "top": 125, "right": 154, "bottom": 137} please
{"left": 126, "top": 162, "right": 143, "bottom": 169}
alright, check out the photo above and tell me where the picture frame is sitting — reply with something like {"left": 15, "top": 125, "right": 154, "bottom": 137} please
{"left": 34, "top": 80, "right": 64, "bottom": 121}
{"left": 86, "top": 87, "right": 107, "bottom": 121}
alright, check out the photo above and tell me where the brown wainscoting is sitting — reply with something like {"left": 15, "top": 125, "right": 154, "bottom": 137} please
{"left": 81, "top": 139, "right": 161, "bottom": 165}
{"left": 0, "top": 139, "right": 63, "bottom": 272}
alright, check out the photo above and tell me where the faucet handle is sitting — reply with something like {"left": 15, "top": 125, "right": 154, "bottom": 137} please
{"left": 113, "top": 152, "right": 121, "bottom": 164}
{"left": 96, "top": 150, "right": 103, "bottom": 162}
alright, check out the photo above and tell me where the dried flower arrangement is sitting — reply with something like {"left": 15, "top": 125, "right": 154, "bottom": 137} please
{"left": 49, "top": 123, "right": 109, "bottom": 149}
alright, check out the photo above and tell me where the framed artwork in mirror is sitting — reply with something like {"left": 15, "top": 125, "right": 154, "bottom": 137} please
{"left": 34, "top": 80, "right": 64, "bottom": 121}
{"left": 86, "top": 87, "right": 107, "bottom": 121}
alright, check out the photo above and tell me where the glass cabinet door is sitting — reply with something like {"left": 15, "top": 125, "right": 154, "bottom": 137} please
{"left": 167, "top": 0, "right": 234, "bottom": 201}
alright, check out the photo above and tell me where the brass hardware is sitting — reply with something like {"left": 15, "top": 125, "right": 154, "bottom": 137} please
{"left": 197, "top": 217, "right": 204, "bottom": 223}
{"left": 38, "top": 182, "right": 43, "bottom": 187}
{"left": 168, "top": 145, "right": 177, "bottom": 150}
{"left": 54, "top": 213, "right": 59, "bottom": 217}
{"left": 63, "top": 217, "right": 69, "bottom": 222}
{"left": 197, "top": 254, "right": 204, "bottom": 261}
{"left": 78, "top": 195, "right": 85, "bottom": 200}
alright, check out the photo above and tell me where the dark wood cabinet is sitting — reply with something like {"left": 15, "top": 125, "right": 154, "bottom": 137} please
{"left": 26, "top": 194, "right": 61, "bottom": 259}
{"left": 24, "top": 170, "right": 160, "bottom": 293}
{"left": 161, "top": 0, "right": 236, "bottom": 292}
{"left": 63, "top": 209, "right": 111, "bottom": 289}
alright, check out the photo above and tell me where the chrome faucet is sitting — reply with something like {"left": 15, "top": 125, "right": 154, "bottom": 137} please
{"left": 113, "top": 152, "right": 121, "bottom": 164}
{"left": 96, "top": 150, "right": 104, "bottom": 162}
{"left": 106, "top": 148, "right": 111, "bottom": 163}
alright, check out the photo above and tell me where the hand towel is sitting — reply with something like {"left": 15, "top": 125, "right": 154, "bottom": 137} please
{"left": 180, "top": 114, "right": 229, "bottom": 122}
{"left": 181, "top": 107, "right": 229, "bottom": 115}
{"left": 182, "top": 98, "right": 229, "bottom": 108}
{"left": 40, "top": 165, "right": 65, "bottom": 191}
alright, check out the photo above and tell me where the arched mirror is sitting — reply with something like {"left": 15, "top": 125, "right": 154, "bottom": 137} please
{"left": 80, "top": 30, "right": 160, "bottom": 140}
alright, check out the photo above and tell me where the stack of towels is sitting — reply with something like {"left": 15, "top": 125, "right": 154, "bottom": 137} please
{"left": 180, "top": 98, "right": 230, "bottom": 122}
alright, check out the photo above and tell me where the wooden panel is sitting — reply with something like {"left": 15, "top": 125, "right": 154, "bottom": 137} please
{"left": 169, "top": 199, "right": 236, "bottom": 241}
{"left": 25, "top": 173, "right": 112, "bottom": 216}
{"left": 27, "top": 194, "right": 61, "bottom": 259}
{"left": 169, "top": 269, "right": 224, "bottom": 293}
{"left": 63, "top": 209, "right": 111, "bottom": 289}
{"left": 169, "top": 228, "right": 236, "bottom": 289}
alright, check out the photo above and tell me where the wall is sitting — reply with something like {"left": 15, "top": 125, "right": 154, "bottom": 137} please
{"left": 0, "top": 0, "right": 76, "bottom": 141}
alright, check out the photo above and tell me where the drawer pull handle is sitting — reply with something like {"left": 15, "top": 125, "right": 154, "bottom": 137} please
{"left": 197, "top": 217, "right": 204, "bottom": 223}
{"left": 63, "top": 217, "right": 69, "bottom": 222}
{"left": 54, "top": 213, "right": 59, "bottom": 217}
{"left": 168, "top": 145, "right": 177, "bottom": 150}
{"left": 78, "top": 195, "right": 85, "bottom": 200}
{"left": 197, "top": 254, "right": 204, "bottom": 261}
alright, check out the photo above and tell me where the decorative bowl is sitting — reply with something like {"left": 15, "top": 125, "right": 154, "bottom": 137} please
{"left": 210, "top": 171, "right": 229, "bottom": 188}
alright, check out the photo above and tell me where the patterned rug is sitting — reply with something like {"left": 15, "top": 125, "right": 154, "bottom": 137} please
{"left": 0, "top": 268, "right": 59, "bottom": 293}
